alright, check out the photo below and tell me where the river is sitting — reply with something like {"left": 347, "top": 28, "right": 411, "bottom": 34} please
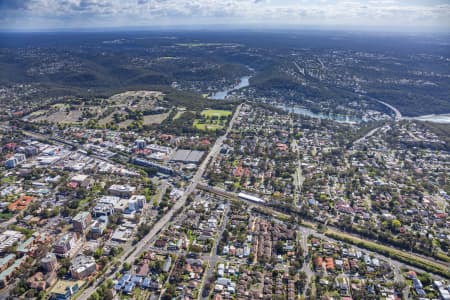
{"left": 281, "top": 102, "right": 450, "bottom": 125}
{"left": 209, "top": 76, "right": 250, "bottom": 100}
{"left": 210, "top": 78, "right": 450, "bottom": 124}
{"left": 405, "top": 114, "right": 450, "bottom": 124}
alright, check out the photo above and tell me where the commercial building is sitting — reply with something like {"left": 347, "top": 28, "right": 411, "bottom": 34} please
{"left": 53, "top": 232, "right": 79, "bottom": 258}
{"left": 92, "top": 196, "right": 119, "bottom": 217}
{"left": 147, "top": 144, "right": 172, "bottom": 154}
{"left": 49, "top": 280, "right": 84, "bottom": 300}
{"left": 132, "top": 158, "right": 175, "bottom": 176}
{"left": 127, "top": 195, "right": 145, "bottom": 212}
{"left": 72, "top": 211, "right": 92, "bottom": 233}
{"left": 135, "top": 139, "right": 146, "bottom": 149}
{"left": 24, "top": 146, "right": 38, "bottom": 157}
{"left": 5, "top": 153, "right": 26, "bottom": 168}
{"left": 89, "top": 216, "right": 108, "bottom": 238}
{"left": 108, "top": 184, "right": 136, "bottom": 197}
{"left": 170, "top": 149, "right": 205, "bottom": 164}
{"left": 68, "top": 174, "right": 91, "bottom": 189}
{"left": 111, "top": 226, "right": 132, "bottom": 243}
{"left": 70, "top": 255, "right": 96, "bottom": 279}
{"left": 41, "top": 252, "right": 58, "bottom": 273}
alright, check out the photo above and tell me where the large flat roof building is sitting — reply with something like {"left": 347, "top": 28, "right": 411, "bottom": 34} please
{"left": 70, "top": 255, "right": 96, "bottom": 279}
{"left": 170, "top": 149, "right": 205, "bottom": 164}
{"left": 108, "top": 184, "right": 136, "bottom": 197}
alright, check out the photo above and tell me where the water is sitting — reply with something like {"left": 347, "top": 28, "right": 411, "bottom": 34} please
{"left": 405, "top": 114, "right": 450, "bottom": 124}
{"left": 278, "top": 105, "right": 363, "bottom": 124}
{"left": 282, "top": 104, "right": 450, "bottom": 124}
{"left": 210, "top": 76, "right": 250, "bottom": 100}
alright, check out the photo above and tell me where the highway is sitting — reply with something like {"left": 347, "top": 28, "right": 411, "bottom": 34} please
{"left": 76, "top": 104, "right": 242, "bottom": 300}
{"left": 376, "top": 99, "right": 402, "bottom": 121}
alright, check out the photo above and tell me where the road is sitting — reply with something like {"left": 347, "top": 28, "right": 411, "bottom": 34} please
{"left": 300, "top": 226, "right": 447, "bottom": 280}
{"left": 290, "top": 114, "right": 304, "bottom": 207}
{"left": 353, "top": 126, "right": 381, "bottom": 145}
{"left": 293, "top": 62, "right": 305, "bottom": 76}
{"left": 298, "top": 227, "right": 313, "bottom": 297}
{"left": 200, "top": 203, "right": 230, "bottom": 300}
{"left": 200, "top": 184, "right": 449, "bottom": 280}
{"left": 376, "top": 99, "right": 402, "bottom": 121}
{"left": 0, "top": 215, "right": 17, "bottom": 229}
{"left": 294, "top": 159, "right": 304, "bottom": 203}
{"left": 21, "top": 130, "right": 120, "bottom": 165}
{"left": 351, "top": 93, "right": 402, "bottom": 122}
{"left": 197, "top": 183, "right": 436, "bottom": 293}
{"left": 76, "top": 104, "right": 242, "bottom": 300}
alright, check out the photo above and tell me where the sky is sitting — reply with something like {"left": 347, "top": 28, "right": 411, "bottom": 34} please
{"left": 0, "top": 0, "right": 449, "bottom": 32}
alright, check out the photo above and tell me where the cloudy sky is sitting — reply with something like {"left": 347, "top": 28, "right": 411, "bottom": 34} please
{"left": 0, "top": 0, "right": 449, "bottom": 32}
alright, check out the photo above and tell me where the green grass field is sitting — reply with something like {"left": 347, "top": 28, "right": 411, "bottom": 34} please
{"left": 193, "top": 120, "right": 223, "bottom": 131}
{"left": 201, "top": 109, "right": 232, "bottom": 118}
{"left": 193, "top": 109, "right": 231, "bottom": 131}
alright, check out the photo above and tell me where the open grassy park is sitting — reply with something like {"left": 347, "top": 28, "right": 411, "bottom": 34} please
{"left": 193, "top": 109, "right": 232, "bottom": 131}
{"left": 200, "top": 109, "right": 232, "bottom": 118}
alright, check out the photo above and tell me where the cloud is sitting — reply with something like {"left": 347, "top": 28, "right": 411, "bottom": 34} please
{"left": 0, "top": 0, "right": 30, "bottom": 9}
{"left": 0, "top": 0, "right": 449, "bottom": 31}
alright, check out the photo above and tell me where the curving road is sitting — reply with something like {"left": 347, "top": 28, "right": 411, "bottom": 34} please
{"left": 375, "top": 99, "right": 402, "bottom": 121}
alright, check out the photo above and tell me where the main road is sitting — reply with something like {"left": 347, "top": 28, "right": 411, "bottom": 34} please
{"left": 355, "top": 94, "right": 402, "bottom": 121}
{"left": 76, "top": 104, "right": 242, "bottom": 300}
{"left": 375, "top": 99, "right": 402, "bottom": 121}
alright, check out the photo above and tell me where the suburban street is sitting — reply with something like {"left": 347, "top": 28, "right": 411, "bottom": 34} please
{"left": 76, "top": 104, "right": 242, "bottom": 300}
{"left": 200, "top": 203, "right": 230, "bottom": 300}
{"left": 199, "top": 184, "right": 449, "bottom": 280}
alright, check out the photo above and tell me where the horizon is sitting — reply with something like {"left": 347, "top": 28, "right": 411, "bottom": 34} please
{"left": 1, "top": 25, "right": 449, "bottom": 35}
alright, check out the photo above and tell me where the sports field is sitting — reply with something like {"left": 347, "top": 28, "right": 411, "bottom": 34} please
{"left": 193, "top": 109, "right": 232, "bottom": 131}
{"left": 201, "top": 109, "right": 232, "bottom": 118}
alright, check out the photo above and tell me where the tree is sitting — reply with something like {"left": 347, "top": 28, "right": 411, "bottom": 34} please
{"left": 247, "top": 253, "right": 255, "bottom": 264}
{"left": 123, "top": 262, "right": 131, "bottom": 271}
{"left": 275, "top": 240, "right": 284, "bottom": 254}
{"left": 94, "top": 248, "right": 103, "bottom": 259}
{"left": 58, "top": 267, "right": 68, "bottom": 277}
{"left": 110, "top": 246, "right": 120, "bottom": 257}
{"left": 391, "top": 219, "right": 401, "bottom": 230}
{"left": 104, "top": 289, "right": 114, "bottom": 300}
{"left": 88, "top": 291, "right": 100, "bottom": 300}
